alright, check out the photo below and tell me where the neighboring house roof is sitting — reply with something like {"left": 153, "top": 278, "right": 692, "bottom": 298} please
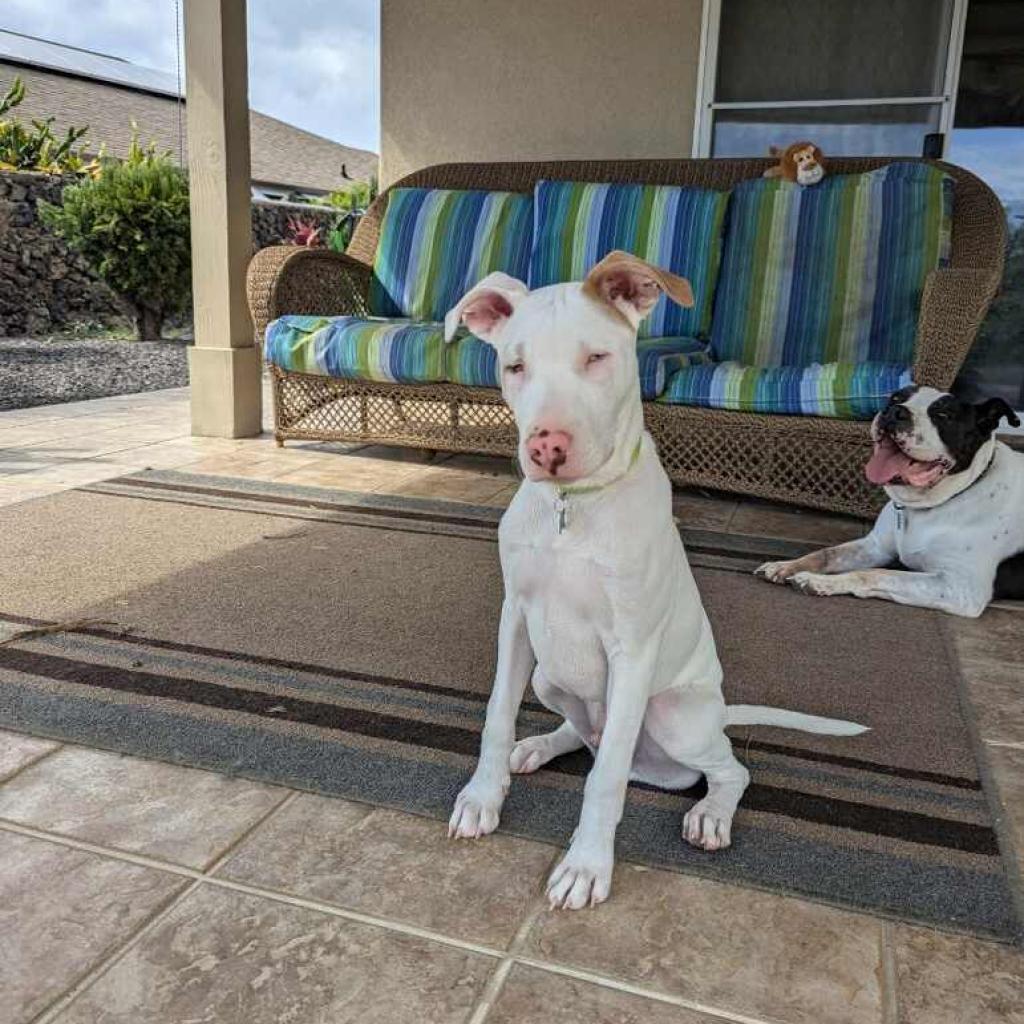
{"left": 0, "top": 30, "right": 377, "bottom": 194}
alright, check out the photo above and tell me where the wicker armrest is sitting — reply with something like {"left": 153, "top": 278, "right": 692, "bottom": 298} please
{"left": 246, "top": 246, "right": 373, "bottom": 344}
{"left": 912, "top": 266, "right": 1003, "bottom": 389}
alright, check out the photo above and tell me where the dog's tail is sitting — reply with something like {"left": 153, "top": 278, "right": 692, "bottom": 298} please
{"left": 726, "top": 705, "right": 868, "bottom": 736}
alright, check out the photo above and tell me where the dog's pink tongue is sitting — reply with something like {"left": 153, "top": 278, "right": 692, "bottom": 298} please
{"left": 865, "top": 438, "right": 914, "bottom": 484}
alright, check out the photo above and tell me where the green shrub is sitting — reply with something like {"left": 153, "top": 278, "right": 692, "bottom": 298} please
{"left": 0, "top": 76, "right": 99, "bottom": 176}
{"left": 315, "top": 176, "right": 378, "bottom": 252}
{"left": 40, "top": 137, "right": 191, "bottom": 340}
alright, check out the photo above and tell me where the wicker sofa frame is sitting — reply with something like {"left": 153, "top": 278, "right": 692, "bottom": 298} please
{"left": 247, "top": 158, "right": 1006, "bottom": 517}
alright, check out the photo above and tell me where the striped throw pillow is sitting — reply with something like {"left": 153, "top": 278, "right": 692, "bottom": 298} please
{"left": 369, "top": 188, "right": 533, "bottom": 322}
{"left": 661, "top": 361, "right": 913, "bottom": 419}
{"left": 711, "top": 163, "right": 953, "bottom": 367}
{"left": 636, "top": 337, "right": 712, "bottom": 399}
{"left": 265, "top": 315, "right": 447, "bottom": 384}
{"left": 528, "top": 180, "right": 730, "bottom": 340}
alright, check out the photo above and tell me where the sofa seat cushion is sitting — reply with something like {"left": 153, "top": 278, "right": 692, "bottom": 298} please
{"left": 441, "top": 333, "right": 711, "bottom": 396}
{"left": 265, "top": 315, "right": 446, "bottom": 384}
{"left": 445, "top": 332, "right": 500, "bottom": 388}
{"left": 711, "top": 163, "right": 953, "bottom": 368}
{"left": 661, "top": 361, "right": 912, "bottom": 419}
{"left": 529, "top": 179, "right": 730, "bottom": 340}
{"left": 369, "top": 188, "right": 533, "bottom": 322}
{"left": 267, "top": 316, "right": 709, "bottom": 399}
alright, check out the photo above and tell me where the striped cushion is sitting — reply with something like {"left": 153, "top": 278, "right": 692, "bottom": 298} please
{"left": 661, "top": 361, "right": 913, "bottom": 419}
{"left": 446, "top": 332, "right": 500, "bottom": 388}
{"left": 528, "top": 180, "right": 730, "bottom": 340}
{"left": 711, "top": 163, "right": 953, "bottom": 367}
{"left": 264, "top": 315, "right": 446, "bottom": 383}
{"left": 266, "top": 316, "right": 706, "bottom": 399}
{"left": 443, "top": 333, "right": 710, "bottom": 395}
{"left": 636, "top": 337, "right": 712, "bottom": 399}
{"left": 369, "top": 188, "right": 533, "bottom": 322}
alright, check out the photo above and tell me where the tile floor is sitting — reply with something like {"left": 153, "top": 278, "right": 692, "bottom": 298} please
{"left": 1, "top": 385, "right": 1022, "bottom": 1023}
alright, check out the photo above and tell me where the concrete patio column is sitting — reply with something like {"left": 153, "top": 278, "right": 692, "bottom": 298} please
{"left": 183, "top": 0, "right": 262, "bottom": 437}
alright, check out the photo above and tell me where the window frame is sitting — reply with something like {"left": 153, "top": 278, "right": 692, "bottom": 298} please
{"left": 691, "top": 0, "right": 970, "bottom": 159}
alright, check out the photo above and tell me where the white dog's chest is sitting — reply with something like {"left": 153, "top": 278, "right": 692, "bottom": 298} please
{"left": 504, "top": 544, "right": 612, "bottom": 696}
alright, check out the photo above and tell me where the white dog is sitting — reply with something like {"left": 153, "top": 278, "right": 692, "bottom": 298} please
{"left": 444, "top": 252, "right": 865, "bottom": 910}
{"left": 757, "top": 386, "right": 1024, "bottom": 617}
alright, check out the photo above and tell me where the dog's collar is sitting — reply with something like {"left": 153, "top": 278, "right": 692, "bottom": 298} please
{"left": 891, "top": 441, "right": 999, "bottom": 524}
{"left": 551, "top": 437, "right": 643, "bottom": 534}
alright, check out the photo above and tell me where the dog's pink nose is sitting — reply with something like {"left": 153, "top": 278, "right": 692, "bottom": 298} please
{"left": 526, "top": 429, "right": 573, "bottom": 476}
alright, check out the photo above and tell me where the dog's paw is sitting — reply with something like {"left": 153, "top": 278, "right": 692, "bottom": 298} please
{"left": 510, "top": 735, "right": 553, "bottom": 774}
{"left": 789, "top": 571, "right": 841, "bottom": 597}
{"left": 448, "top": 781, "right": 504, "bottom": 839}
{"left": 546, "top": 844, "right": 613, "bottom": 910}
{"left": 683, "top": 798, "right": 734, "bottom": 852}
{"left": 755, "top": 559, "right": 799, "bottom": 584}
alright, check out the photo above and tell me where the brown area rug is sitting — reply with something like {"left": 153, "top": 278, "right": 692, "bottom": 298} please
{"left": 0, "top": 469, "right": 1019, "bottom": 941}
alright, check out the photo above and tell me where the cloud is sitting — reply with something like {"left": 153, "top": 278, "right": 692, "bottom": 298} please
{"left": 1, "top": 0, "right": 379, "bottom": 151}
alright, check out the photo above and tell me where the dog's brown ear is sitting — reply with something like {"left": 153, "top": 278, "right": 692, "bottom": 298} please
{"left": 583, "top": 250, "right": 694, "bottom": 330}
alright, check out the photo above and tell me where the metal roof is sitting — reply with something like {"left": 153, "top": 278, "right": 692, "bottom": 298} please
{"left": 0, "top": 29, "right": 179, "bottom": 98}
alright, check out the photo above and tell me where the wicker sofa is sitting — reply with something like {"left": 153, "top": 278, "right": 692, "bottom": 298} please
{"left": 246, "top": 158, "right": 1006, "bottom": 517}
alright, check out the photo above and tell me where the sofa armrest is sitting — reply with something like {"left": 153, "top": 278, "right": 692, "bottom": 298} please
{"left": 246, "top": 246, "right": 373, "bottom": 344}
{"left": 913, "top": 266, "right": 1002, "bottom": 390}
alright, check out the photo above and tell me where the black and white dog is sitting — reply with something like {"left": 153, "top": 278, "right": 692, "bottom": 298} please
{"left": 757, "top": 386, "right": 1023, "bottom": 617}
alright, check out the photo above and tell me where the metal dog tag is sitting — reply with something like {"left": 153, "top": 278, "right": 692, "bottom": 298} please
{"left": 553, "top": 495, "right": 569, "bottom": 534}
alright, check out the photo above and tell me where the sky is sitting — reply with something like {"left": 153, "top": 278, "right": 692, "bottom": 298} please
{"left": 949, "top": 127, "right": 1024, "bottom": 219}
{"left": 1, "top": 0, "right": 380, "bottom": 153}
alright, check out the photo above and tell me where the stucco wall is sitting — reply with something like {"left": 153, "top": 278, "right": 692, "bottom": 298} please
{"left": 380, "top": 0, "right": 703, "bottom": 185}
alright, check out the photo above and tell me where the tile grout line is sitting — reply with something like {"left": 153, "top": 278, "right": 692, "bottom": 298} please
{"left": 199, "top": 788, "right": 301, "bottom": 874}
{"left": 0, "top": 740, "right": 65, "bottom": 786}
{"left": 0, "top": 818, "right": 202, "bottom": 879}
{"left": 197, "top": 872, "right": 507, "bottom": 958}
{"left": 21, "top": 790, "right": 300, "bottom": 1024}
{"left": 0, "top": 811, "right": 508, "bottom": 961}
{"left": 31, "top": 875, "right": 205, "bottom": 1024}
{"left": 7, "top": 810, "right": 872, "bottom": 1024}
{"left": 464, "top": 959, "right": 515, "bottom": 1024}
{"left": 463, "top": 858, "right": 560, "bottom": 1024}
{"left": 880, "top": 920, "right": 900, "bottom": 1024}
{"left": 5, "top": 812, "right": 881, "bottom": 1024}
{"left": 511, "top": 956, "right": 788, "bottom": 1024}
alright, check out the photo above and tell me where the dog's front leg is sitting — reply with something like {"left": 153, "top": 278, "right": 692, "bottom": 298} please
{"left": 449, "top": 599, "right": 535, "bottom": 839}
{"left": 546, "top": 651, "right": 650, "bottom": 910}
{"left": 790, "top": 568, "right": 990, "bottom": 617}
{"left": 757, "top": 532, "right": 894, "bottom": 584}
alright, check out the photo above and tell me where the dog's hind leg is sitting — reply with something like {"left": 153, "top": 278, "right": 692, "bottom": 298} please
{"left": 680, "top": 738, "right": 750, "bottom": 852}
{"left": 510, "top": 721, "right": 585, "bottom": 774}
{"left": 644, "top": 687, "right": 750, "bottom": 851}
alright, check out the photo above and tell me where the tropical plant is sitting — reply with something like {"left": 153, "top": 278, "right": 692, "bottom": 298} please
{"left": 283, "top": 214, "right": 323, "bottom": 247}
{"left": 39, "top": 137, "right": 191, "bottom": 340}
{"left": 316, "top": 175, "right": 378, "bottom": 252}
{"left": 0, "top": 76, "right": 100, "bottom": 176}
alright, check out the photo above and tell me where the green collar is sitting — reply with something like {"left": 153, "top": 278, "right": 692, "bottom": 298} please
{"left": 551, "top": 436, "right": 643, "bottom": 533}
{"left": 557, "top": 436, "right": 643, "bottom": 496}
